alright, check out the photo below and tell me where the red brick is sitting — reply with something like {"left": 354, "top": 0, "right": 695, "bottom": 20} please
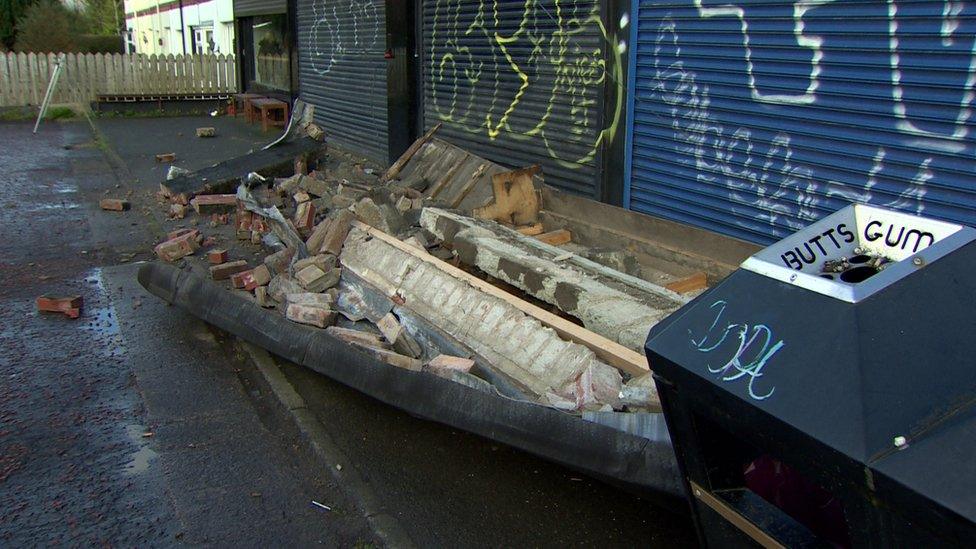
{"left": 99, "top": 198, "right": 129, "bottom": 211}
{"left": 230, "top": 270, "right": 250, "bottom": 289}
{"left": 167, "top": 228, "right": 200, "bottom": 241}
{"left": 191, "top": 194, "right": 237, "bottom": 214}
{"left": 241, "top": 265, "right": 272, "bottom": 291}
{"left": 319, "top": 210, "right": 355, "bottom": 256}
{"left": 207, "top": 249, "right": 228, "bottom": 264}
{"left": 237, "top": 210, "right": 253, "bottom": 231}
{"left": 426, "top": 354, "right": 475, "bottom": 375}
{"left": 168, "top": 203, "right": 187, "bottom": 219}
{"left": 209, "top": 259, "right": 249, "bottom": 280}
{"left": 294, "top": 202, "right": 316, "bottom": 236}
{"left": 155, "top": 153, "right": 176, "bottom": 163}
{"left": 154, "top": 232, "right": 200, "bottom": 262}
{"left": 36, "top": 295, "right": 83, "bottom": 319}
{"left": 286, "top": 303, "right": 336, "bottom": 328}
{"left": 251, "top": 216, "right": 268, "bottom": 233}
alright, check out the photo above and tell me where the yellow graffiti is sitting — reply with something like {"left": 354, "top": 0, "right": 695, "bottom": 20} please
{"left": 429, "top": 0, "right": 625, "bottom": 170}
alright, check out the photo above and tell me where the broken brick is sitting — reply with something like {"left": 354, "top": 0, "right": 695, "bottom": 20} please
{"left": 230, "top": 270, "right": 249, "bottom": 289}
{"left": 36, "top": 295, "right": 83, "bottom": 319}
{"left": 207, "top": 249, "right": 228, "bottom": 264}
{"left": 254, "top": 286, "right": 275, "bottom": 308}
{"left": 155, "top": 153, "right": 176, "bottom": 163}
{"left": 426, "top": 354, "right": 475, "bottom": 375}
{"left": 318, "top": 210, "right": 355, "bottom": 256}
{"left": 294, "top": 155, "right": 308, "bottom": 176}
{"left": 376, "top": 313, "right": 422, "bottom": 358}
{"left": 263, "top": 247, "right": 295, "bottom": 274}
{"left": 237, "top": 210, "right": 253, "bottom": 231}
{"left": 190, "top": 194, "right": 237, "bottom": 214}
{"left": 294, "top": 201, "right": 316, "bottom": 236}
{"left": 154, "top": 232, "right": 200, "bottom": 262}
{"left": 326, "top": 326, "right": 391, "bottom": 350}
{"left": 294, "top": 190, "right": 311, "bottom": 204}
{"left": 286, "top": 303, "right": 336, "bottom": 328}
{"left": 241, "top": 265, "right": 271, "bottom": 291}
{"left": 210, "top": 259, "right": 249, "bottom": 280}
{"left": 166, "top": 228, "right": 199, "bottom": 241}
{"left": 99, "top": 198, "right": 129, "bottom": 212}
{"left": 195, "top": 127, "right": 216, "bottom": 138}
{"left": 286, "top": 292, "right": 335, "bottom": 308}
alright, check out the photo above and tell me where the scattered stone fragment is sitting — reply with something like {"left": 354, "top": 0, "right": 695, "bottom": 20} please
{"left": 254, "top": 286, "right": 276, "bottom": 308}
{"left": 325, "top": 326, "right": 391, "bottom": 350}
{"left": 395, "top": 195, "right": 413, "bottom": 213}
{"left": 166, "top": 165, "right": 191, "bottom": 180}
{"left": 425, "top": 354, "right": 475, "bottom": 375}
{"left": 155, "top": 153, "right": 176, "bottom": 163}
{"left": 286, "top": 303, "right": 336, "bottom": 328}
{"left": 285, "top": 292, "right": 335, "bottom": 308}
{"left": 268, "top": 275, "right": 303, "bottom": 302}
{"left": 305, "top": 123, "right": 324, "bottom": 141}
{"left": 208, "top": 249, "right": 229, "bottom": 264}
{"left": 293, "top": 254, "right": 337, "bottom": 274}
{"left": 100, "top": 198, "right": 129, "bottom": 212}
{"left": 190, "top": 194, "right": 237, "bottom": 214}
{"left": 168, "top": 203, "right": 187, "bottom": 219}
{"left": 154, "top": 231, "right": 200, "bottom": 262}
{"left": 294, "top": 155, "right": 308, "bottom": 176}
{"left": 210, "top": 259, "right": 249, "bottom": 280}
{"left": 294, "top": 190, "right": 311, "bottom": 204}
{"left": 376, "top": 312, "right": 423, "bottom": 358}
{"left": 295, "top": 264, "right": 340, "bottom": 292}
{"left": 360, "top": 346, "right": 423, "bottom": 371}
{"left": 263, "top": 247, "right": 295, "bottom": 274}
{"left": 402, "top": 236, "right": 428, "bottom": 252}
{"left": 618, "top": 373, "right": 659, "bottom": 411}
{"left": 36, "top": 295, "right": 83, "bottom": 319}
{"left": 196, "top": 127, "right": 216, "bottom": 138}
{"left": 298, "top": 175, "right": 333, "bottom": 198}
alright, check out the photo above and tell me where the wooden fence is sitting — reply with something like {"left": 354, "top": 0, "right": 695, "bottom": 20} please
{"left": 0, "top": 52, "right": 238, "bottom": 107}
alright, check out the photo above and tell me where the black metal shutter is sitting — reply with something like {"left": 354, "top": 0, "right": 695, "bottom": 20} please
{"left": 234, "top": 0, "right": 287, "bottom": 17}
{"left": 297, "top": 0, "right": 388, "bottom": 163}
{"left": 628, "top": 1, "right": 976, "bottom": 245}
{"left": 422, "top": 0, "right": 616, "bottom": 198}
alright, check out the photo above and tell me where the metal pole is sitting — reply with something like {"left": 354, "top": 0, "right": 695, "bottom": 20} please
{"left": 33, "top": 54, "right": 65, "bottom": 134}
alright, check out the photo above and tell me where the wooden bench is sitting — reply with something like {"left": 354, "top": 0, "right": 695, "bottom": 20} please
{"left": 248, "top": 98, "right": 289, "bottom": 132}
{"left": 233, "top": 93, "right": 264, "bottom": 119}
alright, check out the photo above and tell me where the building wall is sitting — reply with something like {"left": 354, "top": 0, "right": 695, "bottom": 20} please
{"left": 124, "top": 0, "right": 235, "bottom": 56}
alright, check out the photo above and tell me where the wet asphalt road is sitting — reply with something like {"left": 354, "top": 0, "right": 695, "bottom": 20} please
{"left": 0, "top": 119, "right": 374, "bottom": 546}
{"left": 0, "top": 114, "right": 697, "bottom": 547}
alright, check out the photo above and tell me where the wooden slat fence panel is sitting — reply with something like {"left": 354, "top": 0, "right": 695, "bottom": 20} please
{"left": 0, "top": 52, "right": 238, "bottom": 107}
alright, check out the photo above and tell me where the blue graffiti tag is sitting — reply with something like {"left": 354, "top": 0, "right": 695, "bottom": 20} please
{"left": 688, "top": 300, "right": 784, "bottom": 401}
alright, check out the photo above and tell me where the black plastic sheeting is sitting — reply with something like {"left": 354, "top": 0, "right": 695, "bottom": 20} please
{"left": 138, "top": 261, "right": 683, "bottom": 501}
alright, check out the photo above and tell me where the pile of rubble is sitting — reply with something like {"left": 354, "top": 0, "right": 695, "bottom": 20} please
{"left": 150, "top": 145, "right": 664, "bottom": 414}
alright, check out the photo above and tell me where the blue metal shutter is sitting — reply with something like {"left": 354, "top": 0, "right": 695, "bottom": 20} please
{"left": 297, "top": 0, "right": 388, "bottom": 163}
{"left": 422, "top": 0, "right": 615, "bottom": 198}
{"left": 627, "top": 1, "right": 976, "bottom": 245}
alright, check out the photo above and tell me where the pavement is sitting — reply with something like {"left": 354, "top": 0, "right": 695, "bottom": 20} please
{"left": 0, "top": 113, "right": 697, "bottom": 547}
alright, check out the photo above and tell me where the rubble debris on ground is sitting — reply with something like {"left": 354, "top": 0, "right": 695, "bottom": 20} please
{"left": 155, "top": 153, "right": 176, "bottom": 163}
{"left": 196, "top": 127, "right": 216, "bottom": 138}
{"left": 144, "top": 131, "right": 702, "bottom": 414}
{"left": 36, "top": 295, "right": 83, "bottom": 319}
{"left": 99, "top": 198, "right": 130, "bottom": 212}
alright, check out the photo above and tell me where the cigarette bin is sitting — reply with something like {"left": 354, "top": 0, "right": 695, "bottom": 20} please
{"left": 645, "top": 204, "right": 976, "bottom": 547}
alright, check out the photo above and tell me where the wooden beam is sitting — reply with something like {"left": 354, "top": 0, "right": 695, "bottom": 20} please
{"left": 665, "top": 272, "right": 708, "bottom": 294}
{"left": 534, "top": 229, "right": 572, "bottom": 246}
{"left": 381, "top": 122, "right": 442, "bottom": 183}
{"left": 351, "top": 221, "right": 650, "bottom": 377}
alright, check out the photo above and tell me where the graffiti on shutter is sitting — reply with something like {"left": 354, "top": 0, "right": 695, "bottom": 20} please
{"left": 306, "top": 0, "right": 380, "bottom": 76}
{"left": 632, "top": 1, "right": 976, "bottom": 243}
{"left": 427, "top": 0, "right": 625, "bottom": 174}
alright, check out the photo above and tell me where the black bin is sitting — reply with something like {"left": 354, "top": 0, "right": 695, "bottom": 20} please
{"left": 645, "top": 204, "right": 976, "bottom": 547}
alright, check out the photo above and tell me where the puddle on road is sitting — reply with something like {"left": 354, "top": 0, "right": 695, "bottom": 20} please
{"left": 79, "top": 269, "right": 126, "bottom": 357}
{"left": 124, "top": 423, "right": 158, "bottom": 475}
